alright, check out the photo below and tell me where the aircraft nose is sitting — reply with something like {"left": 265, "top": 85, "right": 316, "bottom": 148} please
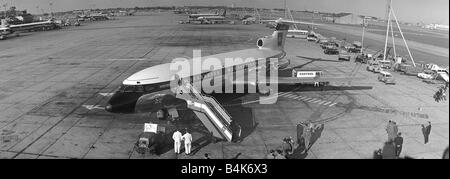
{"left": 105, "top": 104, "right": 113, "bottom": 112}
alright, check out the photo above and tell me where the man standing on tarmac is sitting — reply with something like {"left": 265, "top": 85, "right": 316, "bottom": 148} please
{"left": 386, "top": 121, "right": 396, "bottom": 142}
{"left": 421, "top": 121, "right": 432, "bottom": 144}
{"left": 394, "top": 133, "right": 404, "bottom": 158}
{"left": 302, "top": 122, "right": 314, "bottom": 154}
{"left": 182, "top": 129, "right": 193, "bottom": 155}
{"left": 172, "top": 129, "right": 183, "bottom": 154}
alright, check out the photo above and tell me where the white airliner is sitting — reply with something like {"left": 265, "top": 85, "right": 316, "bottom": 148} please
{"left": 0, "top": 19, "right": 57, "bottom": 40}
{"left": 188, "top": 9, "right": 226, "bottom": 18}
{"left": 105, "top": 19, "right": 355, "bottom": 114}
{"left": 188, "top": 9, "right": 227, "bottom": 24}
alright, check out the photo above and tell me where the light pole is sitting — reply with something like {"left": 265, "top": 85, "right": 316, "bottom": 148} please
{"left": 361, "top": 18, "right": 368, "bottom": 54}
{"left": 49, "top": 1, "right": 53, "bottom": 17}
{"left": 2, "top": 3, "right": 7, "bottom": 18}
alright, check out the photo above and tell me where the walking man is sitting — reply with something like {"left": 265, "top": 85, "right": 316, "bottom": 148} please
{"left": 392, "top": 122, "right": 399, "bottom": 138}
{"left": 182, "top": 129, "right": 193, "bottom": 155}
{"left": 422, "top": 121, "right": 432, "bottom": 144}
{"left": 297, "top": 123, "right": 306, "bottom": 145}
{"left": 394, "top": 132, "right": 404, "bottom": 158}
{"left": 172, "top": 129, "right": 182, "bottom": 154}
{"left": 386, "top": 121, "right": 396, "bottom": 142}
{"left": 303, "top": 123, "right": 313, "bottom": 153}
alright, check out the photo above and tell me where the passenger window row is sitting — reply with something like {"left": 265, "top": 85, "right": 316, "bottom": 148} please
{"left": 119, "top": 85, "right": 157, "bottom": 93}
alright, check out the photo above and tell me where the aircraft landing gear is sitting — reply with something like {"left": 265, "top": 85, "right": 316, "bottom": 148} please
{"left": 208, "top": 132, "right": 219, "bottom": 144}
{"left": 156, "top": 109, "right": 168, "bottom": 120}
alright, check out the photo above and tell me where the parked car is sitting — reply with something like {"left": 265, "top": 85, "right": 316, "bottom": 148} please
{"left": 355, "top": 54, "right": 369, "bottom": 64}
{"left": 348, "top": 47, "right": 361, "bottom": 53}
{"left": 378, "top": 71, "right": 396, "bottom": 85}
{"left": 367, "top": 64, "right": 381, "bottom": 73}
{"left": 324, "top": 47, "right": 339, "bottom": 55}
{"left": 378, "top": 60, "right": 392, "bottom": 69}
{"left": 338, "top": 50, "right": 351, "bottom": 61}
{"left": 418, "top": 70, "right": 436, "bottom": 79}
{"left": 306, "top": 35, "right": 317, "bottom": 42}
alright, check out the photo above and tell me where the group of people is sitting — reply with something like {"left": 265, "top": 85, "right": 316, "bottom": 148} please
{"left": 374, "top": 120, "right": 404, "bottom": 159}
{"left": 266, "top": 149, "right": 290, "bottom": 159}
{"left": 265, "top": 136, "right": 296, "bottom": 159}
{"left": 265, "top": 122, "right": 324, "bottom": 159}
{"left": 172, "top": 128, "right": 193, "bottom": 155}
{"left": 374, "top": 120, "right": 433, "bottom": 159}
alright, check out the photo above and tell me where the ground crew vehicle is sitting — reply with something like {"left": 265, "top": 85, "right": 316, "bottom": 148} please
{"left": 397, "top": 65, "right": 424, "bottom": 76}
{"left": 307, "top": 32, "right": 318, "bottom": 42}
{"left": 348, "top": 41, "right": 362, "bottom": 53}
{"left": 393, "top": 63, "right": 411, "bottom": 72}
{"left": 324, "top": 47, "right": 339, "bottom": 55}
{"left": 292, "top": 68, "right": 329, "bottom": 86}
{"left": 355, "top": 54, "right": 369, "bottom": 63}
{"left": 418, "top": 70, "right": 436, "bottom": 79}
{"left": 367, "top": 63, "right": 381, "bottom": 73}
{"left": 378, "top": 60, "right": 392, "bottom": 69}
{"left": 378, "top": 71, "right": 396, "bottom": 85}
{"left": 306, "top": 35, "right": 317, "bottom": 42}
{"left": 135, "top": 132, "right": 156, "bottom": 156}
{"left": 338, "top": 50, "right": 351, "bottom": 61}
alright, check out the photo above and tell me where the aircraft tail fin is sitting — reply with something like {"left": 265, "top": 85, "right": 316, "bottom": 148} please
{"left": 258, "top": 18, "right": 320, "bottom": 51}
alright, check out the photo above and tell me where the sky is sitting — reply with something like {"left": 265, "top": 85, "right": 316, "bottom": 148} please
{"left": 1, "top": 0, "right": 448, "bottom": 25}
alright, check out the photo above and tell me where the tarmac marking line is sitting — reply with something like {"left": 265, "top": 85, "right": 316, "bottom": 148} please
{"left": 299, "top": 96, "right": 308, "bottom": 100}
{"left": 310, "top": 99, "right": 321, "bottom": 103}
{"left": 283, "top": 94, "right": 296, "bottom": 98}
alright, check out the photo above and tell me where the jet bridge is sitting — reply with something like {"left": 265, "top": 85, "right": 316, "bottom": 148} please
{"left": 175, "top": 83, "right": 233, "bottom": 142}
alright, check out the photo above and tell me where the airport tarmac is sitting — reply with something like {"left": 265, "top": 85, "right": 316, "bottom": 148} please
{"left": 0, "top": 13, "right": 448, "bottom": 159}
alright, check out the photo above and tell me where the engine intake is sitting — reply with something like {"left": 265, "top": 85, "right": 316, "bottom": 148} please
{"left": 257, "top": 38, "right": 264, "bottom": 48}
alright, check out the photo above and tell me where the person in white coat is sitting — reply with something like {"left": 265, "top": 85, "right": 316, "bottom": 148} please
{"left": 182, "top": 130, "right": 193, "bottom": 155}
{"left": 172, "top": 130, "right": 182, "bottom": 154}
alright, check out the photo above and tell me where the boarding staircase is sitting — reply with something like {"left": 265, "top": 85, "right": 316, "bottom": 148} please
{"left": 175, "top": 82, "right": 233, "bottom": 142}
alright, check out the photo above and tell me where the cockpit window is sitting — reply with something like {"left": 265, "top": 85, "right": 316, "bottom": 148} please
{"left": 136, "top": 85, "right": 144, "bottom": 92}
{"left": 118, "top": 83, "right": 165, "bottom": 93}
{"left": 144, "top": 85, "right": 155, "bottom": 92}
{"left": 123, "top": 86, "right": 136, "bottom": 92}
{"left": 118, "top": 85, "right": 142, "bottom": 93}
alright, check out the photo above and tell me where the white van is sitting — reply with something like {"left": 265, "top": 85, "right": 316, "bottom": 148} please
{"left": 378, "top": 71, "right": 396, "bottom": 85}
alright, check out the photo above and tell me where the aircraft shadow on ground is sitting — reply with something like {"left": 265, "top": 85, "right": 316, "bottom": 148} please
{"left": 279, "top": 84, "right": 373, "bottom": 93}
{"left": 150, "top": 83, "right": 368, "bottom": 156}
{"left": 213, "top": 93, "right": 257, "bottom": 143}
